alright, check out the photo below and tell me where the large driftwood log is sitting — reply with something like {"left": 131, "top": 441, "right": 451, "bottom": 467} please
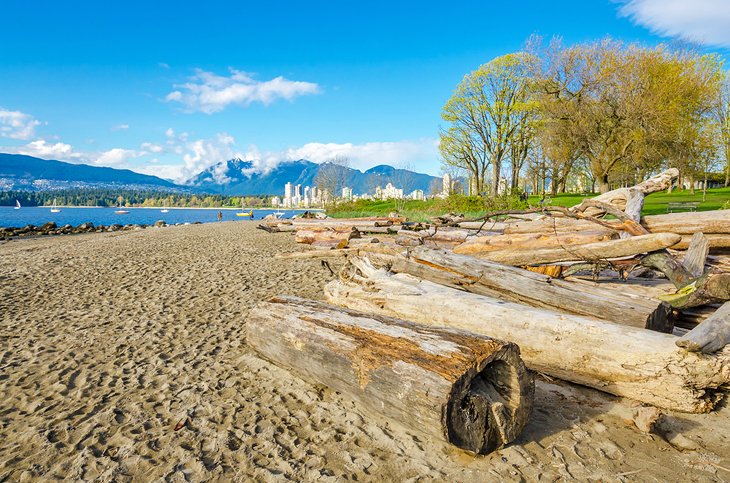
{"left": 486, "top": 211, "right": 730, "bottom": 237}
{"left": 324, "top": 259, "right": 730, "bottom": 413}
{"left": 677, "top": 302, "right": 730, "bottom": 353}
{"left": 364, "top": 246, "right": 672, "bottom": 332}
{"left": 672, "top": 234, "right": 730, "bottom": 250}
{"left": 641, "top": 211, "right": 730, "bottom": 235}
{"left": 473, "top": 233, "right": 681, "bottom": 266}
{"left": 247, "top": 296, "right": 533, "bottom": 454}
{"left": 295, "top": 227, "right": 360, "bottom": 245}
{"left": 453, "top": 230, "right": 617, "bottom": 255}
{"left": 574, "top": 169, "right": 678, "bottom": 216}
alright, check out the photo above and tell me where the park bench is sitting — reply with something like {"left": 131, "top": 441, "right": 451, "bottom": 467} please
{"left": 667, "top": 201, "right": 700, "bottom": 213}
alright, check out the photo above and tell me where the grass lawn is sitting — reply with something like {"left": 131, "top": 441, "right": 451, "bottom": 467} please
{"left": 328, "top": 187, "right": 730, "bottom": 220}
{"left": 529, "top": 187, "right": 730, "bottom": 215}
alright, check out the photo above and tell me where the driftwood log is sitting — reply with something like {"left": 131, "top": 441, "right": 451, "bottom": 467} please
{"left": 247, "top": 296, "right": 534, "bottom": 454}
{"left": 472, "top": 233, "right": 681, "bottom": 266}
{"left": 362, "top": 246, "right": 672, "bottom": 332}
{"left": 453, "top": 230, "right": 617, "bottom": 255}
{"left": 572, "top": 168, "right": 678, "bottom": 217}
{"left": 325, "top": 258, "right": 730, "bottom": 413}
{"left": 677, "top": 302, "right": 730, "bottom": 354}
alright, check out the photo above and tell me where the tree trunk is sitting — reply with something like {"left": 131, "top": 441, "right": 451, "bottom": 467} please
{"left": 599, "top": 173, "right": 610, "bottom": 194}
{"left": 325, "top": 259, "right": 730, "bottom": 413}
{"left": 247, "top": 296, "right": 534, "bottom": 454}
{"left": 364, "top": 247, "right": 673, "bottom": 332}
{"left": 473, "top": 233, "right": 680, "bottom": 266}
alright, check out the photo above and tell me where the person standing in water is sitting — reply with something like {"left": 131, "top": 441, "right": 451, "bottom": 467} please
{"left": 217, "top": 211, "right": 223, "bottom": 222}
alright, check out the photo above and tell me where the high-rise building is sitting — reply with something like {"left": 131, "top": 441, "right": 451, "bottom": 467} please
{"left": 284, "top": 182, "right": 293, "bottom": 200}
{"left": 442, "top": 174, "right": 452, "bottom": 196}
{"left": 295, "top": 184, "right": 302, "bottom": 197}
{"left": 410, "top": 189, "right": 425, "bottom": 201}
{"left": 342, "top": 187, "right": 353, "bottom": 200}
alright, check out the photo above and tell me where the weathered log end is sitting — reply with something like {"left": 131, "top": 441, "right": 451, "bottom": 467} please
{"left": 247, "top": 295, "right": 534, "bottom": 454}
{"left": 445, "top": 344, "right": 533, "bottom": 454}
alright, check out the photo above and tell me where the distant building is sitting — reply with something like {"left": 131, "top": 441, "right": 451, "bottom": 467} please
{"left": 442, "top": 174, "right": 452, "bottom": 196}
{"left": 271, "top": 196, "right": 281, "bottom": 207}
{"left": 375, "top": 183, "right": 404, "bottom": 200}
{"left": 342, "top": 186, "right": 353, "bottom": 200}
{"left": 409, "top": 189, "right": 425, "bottom": 201}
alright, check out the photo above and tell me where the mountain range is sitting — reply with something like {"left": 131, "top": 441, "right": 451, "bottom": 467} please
{"left": 0, "top": 153, "right": 179, "bottom": 191}
{"left": 187, "top": 158, "right": 440, "bottom": 195}
{"left": 0, "top": 153, "right": 441, "bottom": 196}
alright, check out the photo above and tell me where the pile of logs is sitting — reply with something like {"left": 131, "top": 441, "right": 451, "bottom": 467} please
{"left": 251, "top": 168, "right": 730, "bottom": 453}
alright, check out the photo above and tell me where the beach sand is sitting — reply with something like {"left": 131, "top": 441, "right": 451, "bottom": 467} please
{"left": 1, "top": 222, "right": 729, "bottom": 481}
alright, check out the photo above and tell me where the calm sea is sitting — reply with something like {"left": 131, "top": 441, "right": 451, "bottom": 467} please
{"left": 0, "top": 206, "right": 305, "bottom": 228}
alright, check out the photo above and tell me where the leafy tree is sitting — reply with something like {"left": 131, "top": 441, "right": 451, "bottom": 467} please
{"left": 440, "top": 53, "right": 536, "bottom": 196}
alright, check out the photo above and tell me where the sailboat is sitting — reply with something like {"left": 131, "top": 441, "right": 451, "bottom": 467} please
{"left": 273, "top": 211, "right": 285, "bottom": 218}
{"left": 160, "top": 204, "right": 169, "bottom": 213}
{"left": 236, "top": 200, "right": 253, "bottom": 218}
{"left": 14, "top": 200, "right": 21, "bottom": 209}
{"left": 50, "top": 198, "right": 61, "bottom": 213}
{"left": 115, "top": 202, "right": 129, "bottom": 215}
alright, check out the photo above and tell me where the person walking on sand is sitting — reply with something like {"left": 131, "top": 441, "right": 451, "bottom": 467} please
{"left": 217, "top": 211, "right": 223, "bottom": 223}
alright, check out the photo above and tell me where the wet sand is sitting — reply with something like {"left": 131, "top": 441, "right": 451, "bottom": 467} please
{"left": 1, "top": 222, "right": 729, "bottom": 481}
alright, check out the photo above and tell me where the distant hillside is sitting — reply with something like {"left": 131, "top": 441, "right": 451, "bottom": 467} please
{"left": 0, "top": 153, "right": 178, "bottom": 191}
{"left": 187, "top": 158, "right": 441, "bottom": 196}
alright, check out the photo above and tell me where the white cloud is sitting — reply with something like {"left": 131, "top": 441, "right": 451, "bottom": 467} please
{"left": 280, "top": 139, "right": 440, "bottom": 173}
{"left": 619, "top": 0, "right": 730, "bottom": 47}
{"left": 92, "top": 148, "right": 141, "bottom": 167}
{"left": 166, "top": 68, "right": 320, "bottom": 113}
{"left": 140, "top": 142, "right": 164, "bottom": 153}
{"left": 111, "top": 123, "right": 129, "bottom": 131}
{"left": 0, "top": 108, "right": 41, "bottom": 140}
{"left": 6, "top": 139, "right": 80, "bottom": 160}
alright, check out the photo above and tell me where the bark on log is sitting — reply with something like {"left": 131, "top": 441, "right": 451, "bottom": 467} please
{"left": 325, "top": 259, "right": 730, "bottom": 412}
{"left": 247, "top": 296, "right": 534, "bottom": 454}
{"left": 453, "top": 230, "right": 617, "bottom": 255}
{"left": 676, "top": 302, "right": 730, "bottom": 354}
{"left": 474, "top": 233, "right": 681, "bottom": 266}
{"left": 369, "top": 247, "right": 672, "bottom": 332}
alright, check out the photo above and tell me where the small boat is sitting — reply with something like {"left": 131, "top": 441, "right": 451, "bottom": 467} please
{"left": 236, "top": 210, "right": 254, "bottom": 218}
{"left": 115, "top": 202, "right": 129, "bottom": 214}
{"left": 161, "top": 205, "right": 169, "bottom": 213}
{"left": 14, "top": 200, "right": 21, "bottom": 209}
{"left": 50, "top": 198, "right": 61, "bottom": 213}
{"left": 273, "top": 211, "right": 285, "bottom": 218}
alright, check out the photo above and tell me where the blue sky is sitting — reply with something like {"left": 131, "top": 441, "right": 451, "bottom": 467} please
{"left": 1, "top": 0, "right": 729, "bottom": 180}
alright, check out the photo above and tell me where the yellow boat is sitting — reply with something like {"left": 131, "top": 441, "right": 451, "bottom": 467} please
{"left": 236, "top": 210, "right": 254, "bottom": 218}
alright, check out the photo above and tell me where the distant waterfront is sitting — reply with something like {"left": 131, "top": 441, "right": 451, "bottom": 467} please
{"left": 0, "top": 206, "right": 310, "bottom": 228}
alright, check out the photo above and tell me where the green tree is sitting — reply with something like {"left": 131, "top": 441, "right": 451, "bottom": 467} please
{"left": 440, "top": 53, "right": 536, "bottom": 196}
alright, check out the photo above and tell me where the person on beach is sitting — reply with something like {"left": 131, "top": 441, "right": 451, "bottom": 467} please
{"left": 217, "top": 211, "right": 223, "bottom": 222}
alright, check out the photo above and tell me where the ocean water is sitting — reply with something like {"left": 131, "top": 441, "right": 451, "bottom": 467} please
{"left": 0, "top": 206, "right": 305, "bottom": 228}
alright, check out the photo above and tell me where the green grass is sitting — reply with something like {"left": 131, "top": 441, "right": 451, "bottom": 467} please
{"left": 529, "top": 187, "right": 730, "bottom": 216}
{"left": 328, "top": 187, "right": 730, "bottom": 220}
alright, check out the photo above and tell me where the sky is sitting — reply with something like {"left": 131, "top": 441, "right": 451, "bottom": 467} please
{"left": 1, "top": 0, "right": 730, "bottom": 181}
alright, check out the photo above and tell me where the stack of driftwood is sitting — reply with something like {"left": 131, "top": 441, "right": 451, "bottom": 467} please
{"left": 251, "top": 168, "right": 730, "bottom": 453}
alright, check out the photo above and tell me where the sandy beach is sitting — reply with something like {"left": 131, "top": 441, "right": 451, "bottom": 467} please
{"left": 1, "top": 222, "right": 729, "bottom": 481}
